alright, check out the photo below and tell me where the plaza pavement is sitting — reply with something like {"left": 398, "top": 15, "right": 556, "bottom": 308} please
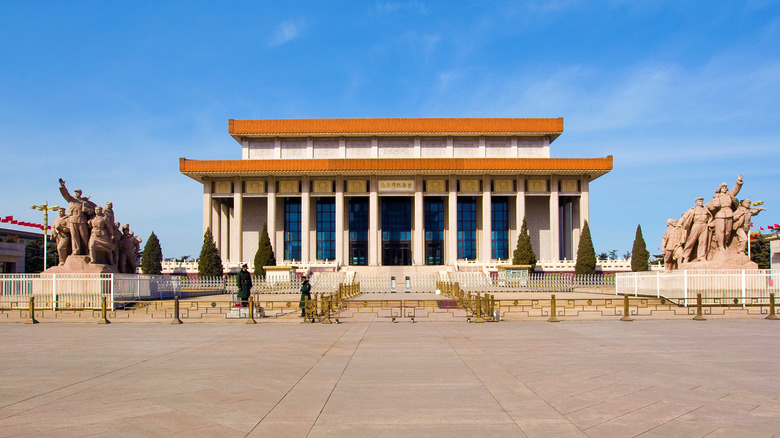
{"left": 1, "top": 317, "right": 779, "bottom": 437}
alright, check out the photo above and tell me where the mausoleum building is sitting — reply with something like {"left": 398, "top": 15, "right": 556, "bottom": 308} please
{"left": 180, "top": 118, "right": 612, "bottom": 272}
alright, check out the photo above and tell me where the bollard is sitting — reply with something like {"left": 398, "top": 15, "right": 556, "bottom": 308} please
{"left": 620, "top": 294, "right": 633, "bottom": 321}
{"left": 246, "top": 296, "right": 257, "bottom": 324}
{"left": 547, "top": 294, "right": 560, "bottom": 322}
{"left": 693, "top": 293, "right": 706, "bottom": 321}
{"left": 171, "top": 296, "right": 183, "bottom": 324}
{"left": 26, "top": 296, "right": 38, "bottom": 325}
{"left": 98, "top": 296, "right": 111, "bottom": 324}
{"left": 767, "top": 293, "right": 778, "bottom": 320}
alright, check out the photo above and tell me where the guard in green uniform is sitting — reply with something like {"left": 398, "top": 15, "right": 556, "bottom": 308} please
{"left": 299, "top": 276, "right": 311, "bottom": 316}
{"left": 237, "top": 264, "right": 252, "bottom": 307}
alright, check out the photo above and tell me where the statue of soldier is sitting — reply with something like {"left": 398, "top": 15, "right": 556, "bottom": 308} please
{"left": 118, "top": 225, "right": 139, "bottom": 273}
{"left": 662, "top": 218, "right": 685, "bottom": 270}
{"left": 678, "top": 197, "right": 713, "bottom": 262}
{"left": 50, "top": 207, "right": 71, "bottom": 265}
{"left": 88, "top": 206, "right": 116, "bottom": 265}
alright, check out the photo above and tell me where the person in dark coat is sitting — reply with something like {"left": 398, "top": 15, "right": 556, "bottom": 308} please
{"left": 299, "top": 276, "right": 311, "bottom": 317}
{"left": 237, "top": 264, "right": 252, "bottom": 307}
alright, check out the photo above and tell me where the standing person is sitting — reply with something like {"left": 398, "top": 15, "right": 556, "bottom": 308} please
{"left": 299, "top": 276, "right": 311, "bottom": 317}
{"left": 732, "top": 198, "right": 765, "bottom": 255}
{"left": 237, "top": 264, "right": 252, "bottom": 307}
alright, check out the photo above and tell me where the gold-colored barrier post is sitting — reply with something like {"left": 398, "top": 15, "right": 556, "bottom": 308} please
{"left": 322, "top": 294, "right": 332, "bottom": 324}
{"left": 693, "top": 293, "right": 706, "bottom": 321}
{"left": 246, "top": 296, "right": 257, "bottom": 324}
{"left": 474, "top": 293, "right": 484, "bottom": 323}
{"left": 767, "top": 292, "right": 778, "bottom": 320}
{"left": 548, "top": 294, "right": 560, "bottom": 322}
{"left": 620, "top": 294, "right": 633, "bottom": 322}
{"left": 26, "top": 296, "right": 38, "bottom": 324}
{"left": 171, "top": 296, "right": 183, "bottom": 324}
{"left": 98, "top": 296, "right": 111, "bottom": 324}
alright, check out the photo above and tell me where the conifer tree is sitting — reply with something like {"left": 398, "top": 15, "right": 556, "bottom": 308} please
{"left": 631, "top": 224, "right": 650, "bottom": 272}
{"left": 575, "top": 220, "right": 596, "bottom": 275}
{"left": 254, "top": 223, "right": 276, "bottom": 279}
{"left": 198, "top": 227, "right": 223, "bottom": 277}
{"left": 512, "top": 217, "right": 536, "bottom": 267}
{"left": 140, "top": 232, "right": 163, "bottom": 275}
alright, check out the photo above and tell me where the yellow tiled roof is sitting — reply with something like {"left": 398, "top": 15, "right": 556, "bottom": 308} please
{"left": 228, "top": 118, "right": 564, "bottom": 138}
{"left": 179, "top": 157, "right": 612, "bottom": 179}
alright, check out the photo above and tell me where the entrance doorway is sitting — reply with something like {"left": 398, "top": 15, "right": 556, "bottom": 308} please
{"left": 381, "top": 197, "right": 412, "bottom": 266}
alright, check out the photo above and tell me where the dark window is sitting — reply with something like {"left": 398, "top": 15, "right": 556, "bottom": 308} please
{"left": 491, "top": 197, "right": 509, "bottom": 260}
{"left": 349, "top": 198, "right": 369, "bottom": 266}
{"left": 457, "top": 196, "right": 477, "bottom": 260}
{"left": 316, "top": 197, "right": 335, "bottom": 261}
{"left": 284, "top": 198, "right": 301, "bottom": 261}
{"left": 424, "top": 197, "right": 444, "bottom": 265}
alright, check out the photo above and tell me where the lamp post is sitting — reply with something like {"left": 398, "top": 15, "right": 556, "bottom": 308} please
{"left": 30, "top": 202, "right": 61, "bottom": 271}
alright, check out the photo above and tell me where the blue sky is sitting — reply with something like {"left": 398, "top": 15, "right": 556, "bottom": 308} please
{"left": 2, "top": 1, "right": 779, "bottom": 260}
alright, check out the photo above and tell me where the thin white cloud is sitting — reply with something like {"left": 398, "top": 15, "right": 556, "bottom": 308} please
{"left": 373, "top": 1, "right": 429, "bottom": 15}
{"left": 268, "top": 18, "right": 307, "bottom": 48}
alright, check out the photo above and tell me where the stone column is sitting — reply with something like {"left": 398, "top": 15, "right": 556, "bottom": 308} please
{"left": 203, "top": 178, "right": 212, "bottom": 237}
{"left": 482, "top": 176, "right": 492, "bottom": 262}
{"left": 514, "top": 176, "right": 526, "bottom": 255}
{"left": 231, "top": 177, "right": 243, "bottom": 263}
{"left": 579, "top": 177, "right": 590, "bottom": 230}
{"left": 220, "top": 203, "right": 229, "bottom": 262}
{"left": 267, "top": 177, "right": 278, "bottom": 264}
{"left": 212, "top": 199, "right": 221, "bottom": 251}
{"left": 549, "top": 176, "right": 560, "bottom": 261}
{"left": 335, "top": 176, "right": 345, "bottom": 265}
{"left": 301, "top": 177, "right": 310, "bottom": 264}
{"left": 414, "top": 176, "right": 424, "bottom": 265}
{"left": 369, "top": 177, "right": 379, "bottom": 265}
{"left": 447, "top": 175, "right": 458, "bottom": 265}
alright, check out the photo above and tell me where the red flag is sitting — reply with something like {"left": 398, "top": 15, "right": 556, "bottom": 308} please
{"left": 775, "top": 224, "right": 780, "bottom": 229}
{"left": 10, "top": 220, "right": 17, "bottom": 224}
{"left": 3, "top": 216, "right": 11, "bottom": 221}
{"left": 761, "top": 226, "right": 765, "bottom": 230}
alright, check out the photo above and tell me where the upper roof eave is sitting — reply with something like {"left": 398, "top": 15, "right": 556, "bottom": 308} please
{"left": 227, "top": 117, "right": 564, "bottom": 144}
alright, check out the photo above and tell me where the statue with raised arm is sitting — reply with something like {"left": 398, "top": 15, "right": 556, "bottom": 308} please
{"left": 58, "top": 178, "right": 93, "bottom": 255}
{"left": 732, "top": 198, "right": 765, "bottom": 256}
{"left": 50, "top": 207, "right": 71, "bottom": 265}
{"left": 706, "top": 174, "right": 743, "bottom": 251}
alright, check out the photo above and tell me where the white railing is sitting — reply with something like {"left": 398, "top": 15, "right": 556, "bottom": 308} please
{"left": 615, "top": 270, "right": 780, "bottom": 305}
{"left": 353, "top": 273, "right": 439, "bottom": 293}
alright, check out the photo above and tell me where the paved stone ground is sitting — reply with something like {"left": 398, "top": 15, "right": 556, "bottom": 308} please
{"left": 1, "top": 318, "right": 779, "bottom": 437}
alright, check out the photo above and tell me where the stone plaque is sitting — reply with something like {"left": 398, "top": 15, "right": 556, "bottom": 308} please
{"left": 527, "top": 179, "right": 547, "bottom": 193}
{"left": 313, "top": 180, "right": 333, "bottom": 193}
{"left": 279, "top": 180, "right": 299, "bottom": 194}
{"left": 459, "top": 179, "right": 479, "bottom": 192}
{"left": 561, "top": 179, "right": 579, "bottom": 192}
{"left": 347, "top": 180, "right": 367, "bottom": 193}
{"left": 494, "top": 179, "right": 513, "bottom": 192}
{"left": 378, "top": 180, "right": 414, "bottom": 193}
{"left": 215, "top": 181, "right": 232, "bottom": 194}
{"left": 426, "top": 179, "right": 446, "bottom": 193}
{"left": 246, "top": 181, "right": 265, "bottom": 194}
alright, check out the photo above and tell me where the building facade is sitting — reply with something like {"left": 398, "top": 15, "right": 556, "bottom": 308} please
{"left": 180, "top": 118, "right": 612, "bottom": 271}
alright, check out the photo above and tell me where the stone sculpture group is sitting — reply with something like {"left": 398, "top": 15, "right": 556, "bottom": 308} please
{"left": 662, "top": 174, "right": 765, "bottom": 270}
{"left": 49, "top": 178, "right": 142, "bottom": 273}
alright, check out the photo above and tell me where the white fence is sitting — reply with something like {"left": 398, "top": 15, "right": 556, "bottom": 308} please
{"left": 615, "top": 270, "right": 780, "bottom": 305}
{"left": 446, "top": 271, "right": 615, "bottom": 292}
